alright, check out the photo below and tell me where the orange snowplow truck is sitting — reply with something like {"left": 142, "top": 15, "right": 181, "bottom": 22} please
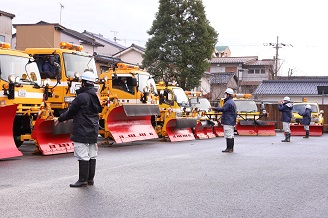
{"left": 185, "top": 91, "right": 217, "bottom": 139}
{"left": 155, "top": 82, "right": 197, "bottom": 142}
{"left": 0, "top": 42, "right": 48, "bottom": 159}
{"left": 24, "top": 42, "right": 99, "bottom": 155}
{"left": 290, "top": 100, "right": 324, "bottom": 136}
{"left": 97, "top": 62, "right": 160, "bottom": 143}
{"left": 233, "top": 94, "right": 276, "bottom": 136}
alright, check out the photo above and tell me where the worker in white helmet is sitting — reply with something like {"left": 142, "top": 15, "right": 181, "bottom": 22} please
{"left": 298, "top": 104, "right": 312, "bottom": 138}
{"left": 55, "top": 70, "right": 102, "bottom": 187}
{"left": 212, "top": 88, "right": 237, "bottom": 153}
{"left": 278, "top": 96, "right": 293, "bottom": 142}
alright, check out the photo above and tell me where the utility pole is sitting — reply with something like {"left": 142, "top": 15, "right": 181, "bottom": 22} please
{"left": 264, "top": 36, "right": 292, "bottom": 79}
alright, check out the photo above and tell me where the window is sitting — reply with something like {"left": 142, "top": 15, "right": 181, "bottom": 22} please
{"left": 0, "top": 35, "right": 5, "bottom": 42}
{"left": 248, "top": 68, "right": 265, "bottom": 74}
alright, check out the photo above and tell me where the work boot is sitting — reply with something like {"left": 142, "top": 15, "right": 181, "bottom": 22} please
{"left": 281, "top": 133, "right": 288, "bottom": 142}
{"left": 70, "top": 160, "right": 89, "bottom": 188}
{"left": 303, "top": 130, "right": 309, "bottom": 139}
{"left": 87, "top": 159, "right": 96, "bottom": 185}
{"left": 229, "top": 138, "right": 234, "bottom": 152}
{"left": 222, "top": 139, "right": 230, "bottom": 152}
{"left": 286, "top": 133, "right": 291, "bottom": 142}
{"left": 222, "top": 138, "right": 233, "bottom": 153}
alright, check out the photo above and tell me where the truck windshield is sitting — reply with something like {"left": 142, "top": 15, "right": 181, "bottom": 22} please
{"left": 0, "top": 54, "right": 41, "bottom": 84}
{"left": 137, "top": 73, "right": 157, "bottom": 94}
{"left": 173, "top": 87, "right": 189, "bottom": 106}
{"left": 63, "top": 53, "right": 97, "bottom": 78}
{"left": 190, "top": 97, "right": 211, "bottom": 112}
{"left": 293, "top": 104, "right": 318, "bottom": 113}
{"left": 234, "top": 100, "right": 258, "bottom": 112}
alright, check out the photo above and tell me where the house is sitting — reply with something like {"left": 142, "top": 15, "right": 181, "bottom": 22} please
{"left": 206, "top": 56, "right": 274, "bottom": 98}
{"left": 112, "top": 43, "right": 145, "bottom": 66}
{"left": 0, "top": 10, "right": 15, "bottom": 43}
{"left": 209, "top": 72, "right": 238, "bottom": 100}
{"left": 82, "top": 30, "right": 126, "bottom": 56}
{"left": 13, "top": 21, "right": 104, "bottom": 53}
{"left": 253, "top": 79, "right": 328, "bottom": 105}
{"left": 214, "top": 45, "right": 231, "bottom": 57}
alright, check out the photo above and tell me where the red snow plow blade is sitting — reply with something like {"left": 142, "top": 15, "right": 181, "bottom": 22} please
{"left": 193, "top": 120, "right": 217, "bottom": 139}
{"left": 166, "top": 117, "right": 197, "bottom": 142}
{"left": 256, "top": 120, "right": 276, "bottom": 136}
{"left": 236, "top": 120, "right": 276, "bottom": 136}
{"left": 290, "top": 124, "right": 323, "bottom": 136}
{"left": 31, "top": 118, "right": 74, "bottom": 155}
{"left": 213, "top": 122, "right": 224, "bottom": 137}
{"left": 106, "top": 104, "right": 160, "bottom": 143}
{"left": 0, "top": 104, "right": 23, "bottom": 159}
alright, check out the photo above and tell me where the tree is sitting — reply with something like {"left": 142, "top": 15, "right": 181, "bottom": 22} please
{"left": 142, "top": 0, "right": 218, "bottom": 90}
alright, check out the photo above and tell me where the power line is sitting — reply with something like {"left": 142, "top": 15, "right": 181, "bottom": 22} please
{"left": 264, "top": 36, "right": 292, "bottom": 79}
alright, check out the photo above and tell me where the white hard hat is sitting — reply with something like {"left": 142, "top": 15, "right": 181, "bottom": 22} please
{"left": 305, "top": 104, "right": 311, "bottom": 109}
{"left": 81, "top": 70, "right": 96, "bottom": 83}
{"left": 225, "top": 88, "right": 234, "bottom": 95}
{"left": 283, "top": 96, "right": 290, "bottom": 101}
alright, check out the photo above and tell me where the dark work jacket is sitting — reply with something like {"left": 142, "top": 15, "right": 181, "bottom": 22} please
{"left": 299, "top": 108, "right": 312, "bottom": 125}
{"left": 213, "top": 96, "right": 237, "bottom": 126}
{"left": 58, "top": 86, "right": 102, "bottom": 143}
{"left": 278, "top": 102, "right": 293, "bottom": 122}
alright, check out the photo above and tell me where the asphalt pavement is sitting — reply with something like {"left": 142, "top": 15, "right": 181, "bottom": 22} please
{"left": 1, "top": 133, "right": 328, "bottom": 218}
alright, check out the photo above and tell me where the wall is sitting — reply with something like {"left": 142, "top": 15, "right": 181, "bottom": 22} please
{"left": 15, "top": 25, "right": 59, "bottom": 50}
{"left": 0, "top": 15, "right": 13, "bottom": 43}
{"left": 115, "top": 49, "right": 143, "bottom": 65}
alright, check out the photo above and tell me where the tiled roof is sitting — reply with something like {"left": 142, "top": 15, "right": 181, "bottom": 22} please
{"left": 211, "top": 56, "right": 258, "bottom": 64}
{"left": 254, "top": 80, "right": 328, "bottom": 95}
{"left": 113, "top": 43, "right": 145, "bottom": 57}
{"left": 83, "top": 30, "right": 126, "bottom": 50}
{"left": 276, "top": 76, "right": 328, "bottom": 81}
{"left": 95, "top": 54, "right": 121, "bottom": 64}
{"left": 62, "top": 28, "right": 104, "bottom": 47}
{"left": 245, "top": 59, "right": 274, "bottom": 66}
{"left": 210, "top": 72, "right": 235, "bottom": 84}
{"left": 0, "top": 10, "right": 15, "bottom": 18}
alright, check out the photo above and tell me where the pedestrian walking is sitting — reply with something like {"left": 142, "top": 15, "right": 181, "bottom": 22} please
{"left": 55, "top": 70, "right": 102, "bottom": 187}
{"left": 298, "top": 104, "right": 312, "bottom": 138}
{"left": 212, "top": 88, "right": 237, "bottom": 153}
{"left": 278, "top": 96, "right": 293, "bottom": 142}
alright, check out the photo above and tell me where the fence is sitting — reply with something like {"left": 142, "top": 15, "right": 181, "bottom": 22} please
{"left": 258, "top": 104, "right": 328, "bottom": 132}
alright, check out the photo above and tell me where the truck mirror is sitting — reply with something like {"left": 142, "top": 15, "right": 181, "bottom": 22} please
{"left": 131, "top": 78, "right": 137, "bottom": 86}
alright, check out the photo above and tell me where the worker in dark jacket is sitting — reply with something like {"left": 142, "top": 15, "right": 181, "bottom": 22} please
{"left": 55, "top": 70, "right": 102, "bottom": 187}
{"left": 212, "top": 88, "right": 237, "bottom": 153}
{"left": 278, "top": 96, "right": 293, "bottom": 142}
{"left": 298, "top": 104, "right": 312, "bottom": 138}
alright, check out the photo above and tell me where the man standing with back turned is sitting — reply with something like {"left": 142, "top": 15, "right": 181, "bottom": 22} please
{"left": 212, "top": 88, "right": 237, "bottom": 153}
{"left": 56, "top": 70, "right": 102, "bottom": 187}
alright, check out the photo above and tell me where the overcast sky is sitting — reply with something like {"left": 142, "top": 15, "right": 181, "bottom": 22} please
{"left": 2, "top": 0, "right": 327, "bottom": 76}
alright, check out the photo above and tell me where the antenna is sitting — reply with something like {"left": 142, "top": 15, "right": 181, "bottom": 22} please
{"left": 110, "top": 30, "right": 121, "bottom": 42}
{"left": 59, "top": 2, "right": 64, "bottom": 24}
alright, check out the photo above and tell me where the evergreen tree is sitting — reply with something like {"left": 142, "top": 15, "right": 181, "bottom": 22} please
{"left": 142, "top": 0, "right": 218, "bottom": 90}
